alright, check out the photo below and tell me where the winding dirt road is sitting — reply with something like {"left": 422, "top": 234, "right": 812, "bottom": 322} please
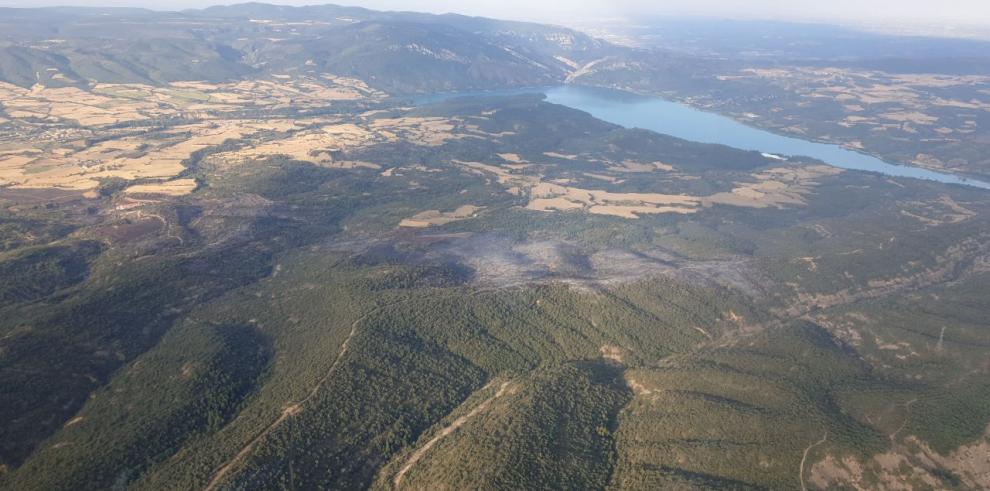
{"left": 392, "top": 381, "right": 513, "bottom": 488}
{"left": 799, "top": 431, "right": 828, "bottom": 491}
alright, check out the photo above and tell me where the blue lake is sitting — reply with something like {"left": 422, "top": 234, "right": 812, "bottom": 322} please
{"left": 418, "top": 85, "right": 990, "bottom": 190}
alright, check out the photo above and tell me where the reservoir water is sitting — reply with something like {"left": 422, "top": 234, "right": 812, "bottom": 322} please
{"left": 418, "top": 85, "right": 990, "bottom": 190}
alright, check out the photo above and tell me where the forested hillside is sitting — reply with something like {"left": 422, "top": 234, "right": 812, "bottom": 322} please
{"left": 1, "top": 4, "right": 989, "bottom": 490}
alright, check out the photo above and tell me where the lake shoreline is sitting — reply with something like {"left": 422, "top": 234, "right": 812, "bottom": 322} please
{"left": 575, "top": 81, "right": 990, "bottom": 185}
{"left": 414, "top": 84, "right": 990, "bottom": 191}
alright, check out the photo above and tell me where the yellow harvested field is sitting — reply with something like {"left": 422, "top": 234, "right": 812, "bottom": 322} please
{"left": 543, "top": 152, "right": 578, "bottom": 160}
{"left": 124, "top": 178, "right": 198, "bottom": 196}
{"left": 457, "top": 158, "right": 840, "bottom": 218}
{"left": 730, "top": 67, "right": 990, "bottom": 150}
{"left": 399, "top": 205, "right": 484, "bottom": 227}
{"left": 0, "top": 74, "right": 392, "bottom": 193}
{"left": 368, "top": 117, "right": 466, "bottom": 146}
{"left": 215, "top": 124, "right": 377, "bottom": 166}
{"left": 213, "top": 115, "right": 478, "bottom": 168}
{"left": 843, "top": 116, "right": 874, "bottom": 124}
{"left": 931, "top": 97, "right": 987, "bottom": 109}
{"left": 588, "top": 205, "right": 699, "bottom": 218}
{"left": 0, "top": 154, "right": 39, "bottom": 169}
{"left": 609, "top": 160, "right": 675, "bottom": 173}
{"left": 0, "top": 120, "right": 286, "bottom": 190}
{"left": 456, "top": 160, "right": 701, "bottom": 218}
{"left": 526, "top": 182, "right": 700, "bottom": 217}
{"left": 0, "top": 75, "right": 385, "bottom": 128}
{"left": 170, "top": 77, "right": 381, "bottom": 108}
{"left": 454, "top": 160, "right": 540, "bottom": 186}
{"left": 880, "top": 112, "right": 939, "bottom": 125}
{"left": 497, "top": 153, "right": 526, "bottom": 163}
{"left": 0, "top": 83, "right": 154, "bottom": 126}
{"left": 704, "top": 165, "right": 842, "bottom": 209}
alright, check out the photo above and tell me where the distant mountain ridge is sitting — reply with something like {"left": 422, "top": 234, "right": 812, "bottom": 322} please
{"left": 0, "top": 3, "right": 620, "bottom": 93}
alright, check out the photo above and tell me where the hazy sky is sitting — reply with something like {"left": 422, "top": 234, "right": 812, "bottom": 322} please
{"left": 2, "top": 0, "right": 990, "bottom": 27}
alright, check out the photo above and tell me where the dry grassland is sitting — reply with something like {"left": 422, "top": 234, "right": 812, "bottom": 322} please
{"left": 212, "top": 115, "right": 481, "bottom": 169}
{"left": 1, "top": 120, "right": 294, "bottom": 190}
{"left": 368, "top": 117, "right": 472, "bottom": 146}
{"left": 703, "top": 165, "right": 842, "bottom": 209}
{"left": 212, "top": 123, "right": 376, "bottom": 166}
{"left": 496, "top": 153, "right": 525, "bottom": 163}
{"left": 123, "top": 178, "right": 198, "bottom": 196}
{"left": 608, "top": 160, "right": 675, "bottom": 172}
{"left": 810, "top": 425, "right": 990, "bottom": 490}
{"left": 0, "top": 75, "right": 387, "bottom": 192}
{"left": 399, "top": 205, "right": 484, "bottom": 227}
{"left": 899, "top": 195, "right": 977, "bottom": 226}
{"left": 729, "top": 67, "right": 990, "bottom": 142}
{"left": 0, "top": 75, "right": 383, "bottom": 128}
{"left": 454, "top": 158, "right": 840, "bottom": 219}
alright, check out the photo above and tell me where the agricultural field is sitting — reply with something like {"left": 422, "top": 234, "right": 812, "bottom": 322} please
{"left": 0, "top": 76, "right": 385, "bottom": 193}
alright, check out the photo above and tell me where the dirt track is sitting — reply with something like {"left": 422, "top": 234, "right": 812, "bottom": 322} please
{"left": 392, "top": 381, "right": 513, "bottom": 488}
{"left": 204, "top": 300, "right": 407, "bottom": 490}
